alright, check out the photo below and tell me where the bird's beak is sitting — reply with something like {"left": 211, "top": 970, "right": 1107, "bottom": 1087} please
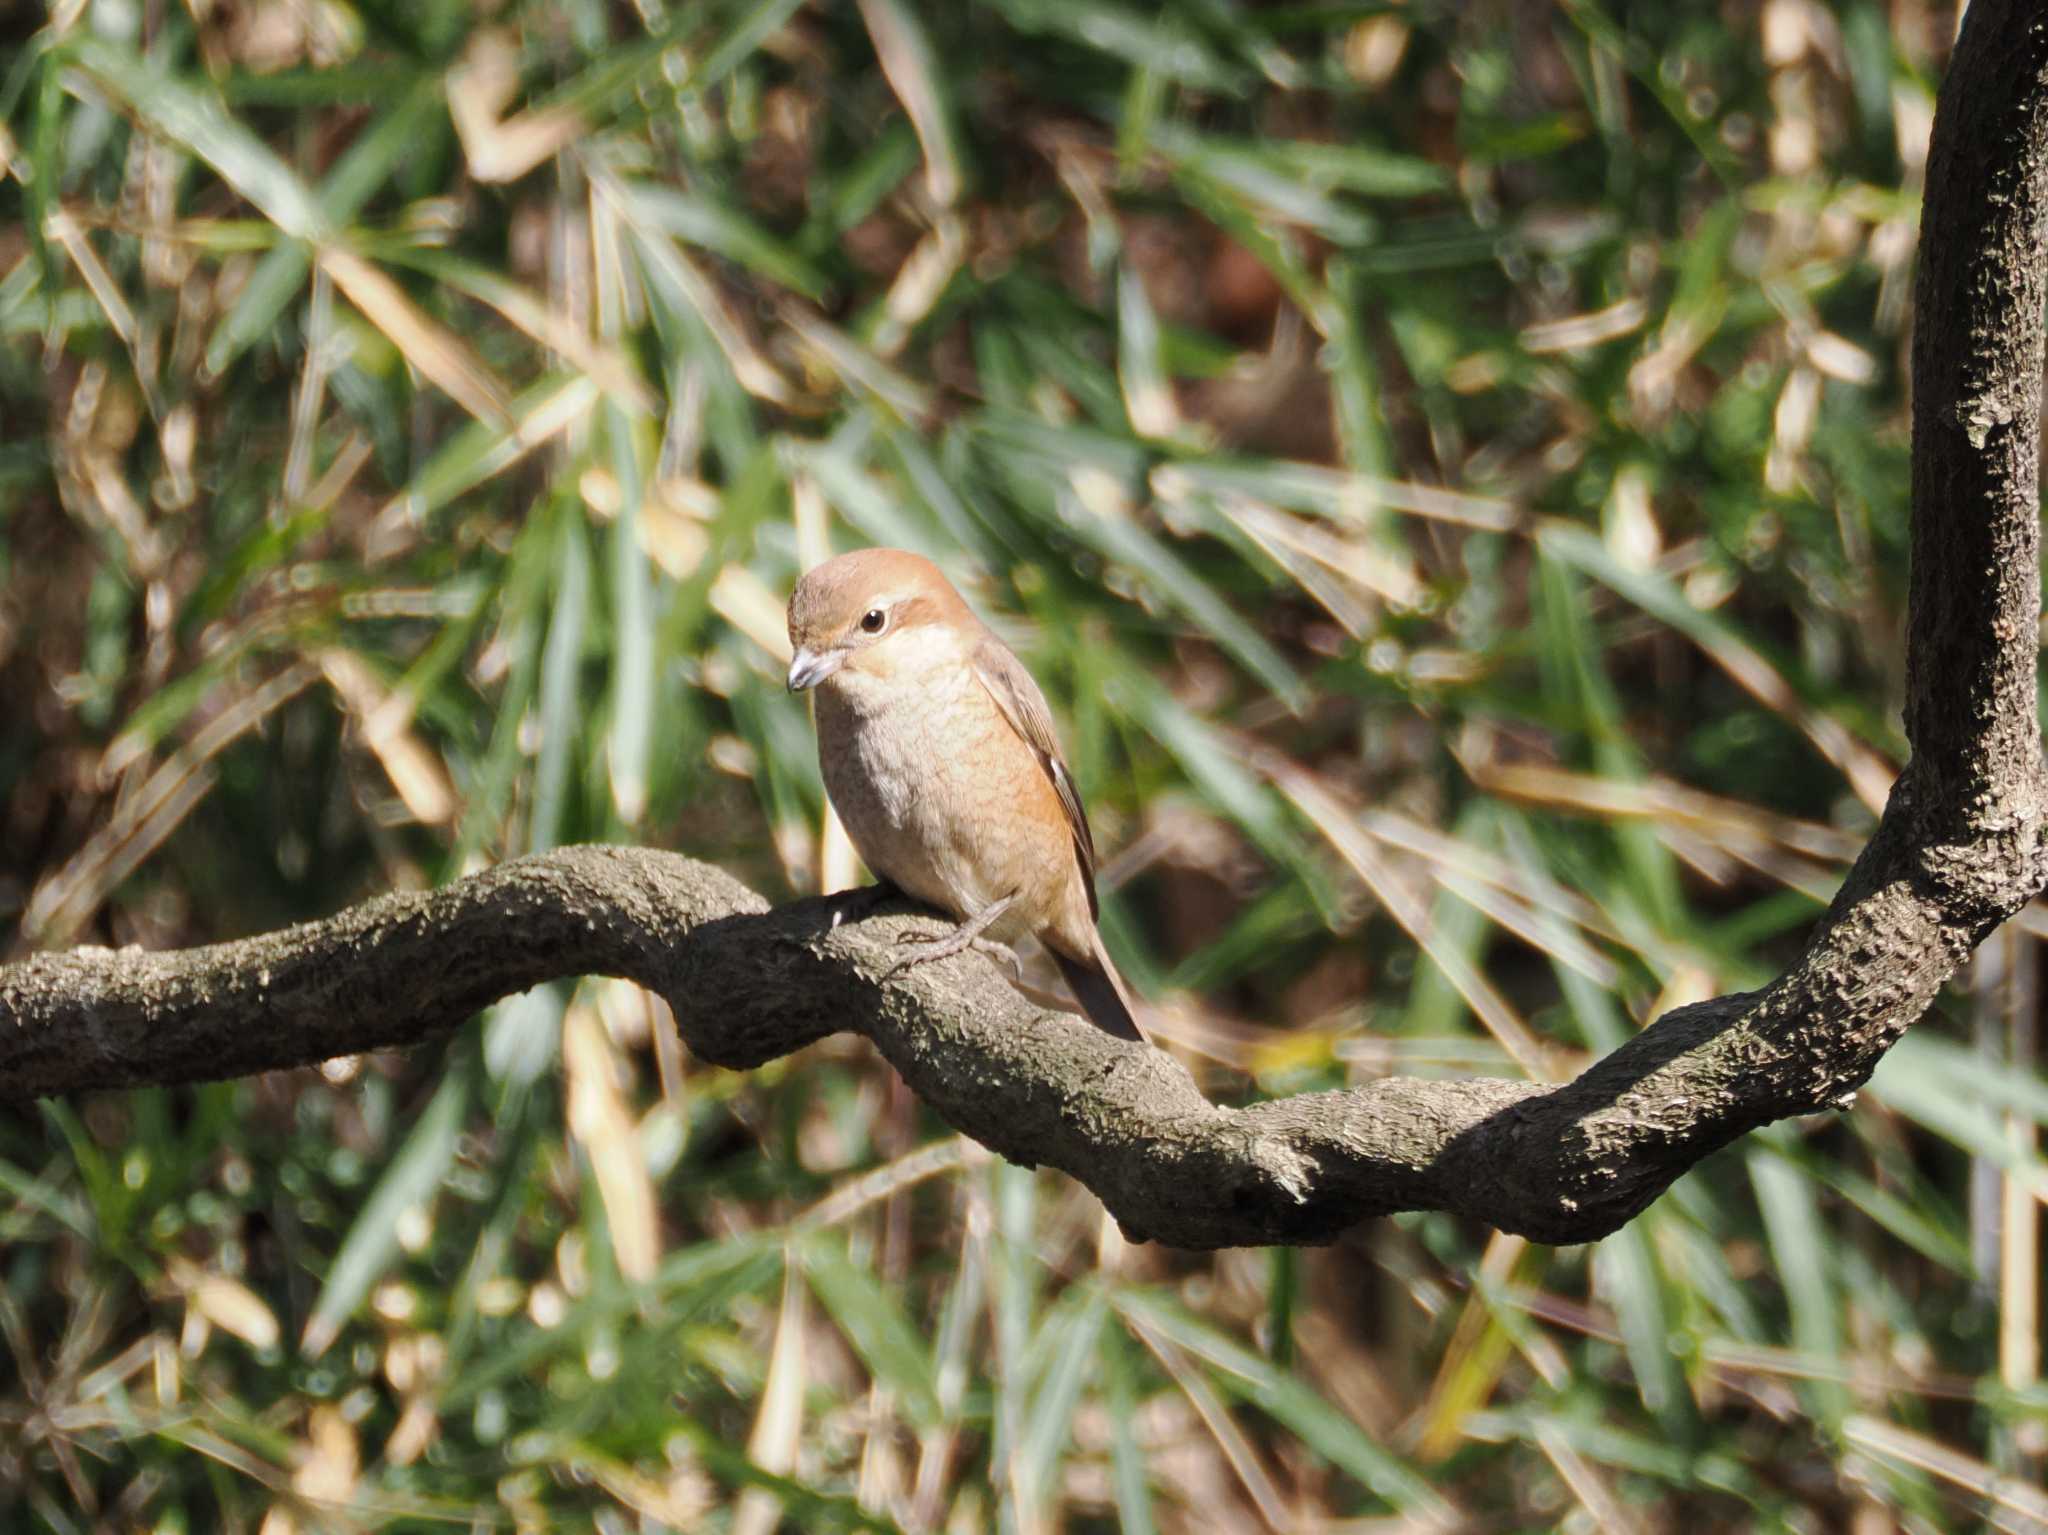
{"left": 786, "top": 646, "right": 845, "bottom": 692}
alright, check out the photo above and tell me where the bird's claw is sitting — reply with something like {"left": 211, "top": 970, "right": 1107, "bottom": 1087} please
{"left": 883, "top": 931, "right": 962, "bottom": 981}
{"left": 983, "top": 942, "right": 1025, "bottom": 981}
{"left": 883, "top": 932, "right": 1021, "bottom": 983}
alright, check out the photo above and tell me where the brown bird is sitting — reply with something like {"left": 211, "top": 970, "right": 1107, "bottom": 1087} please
{"left": 786, "top": 548, "right": 1147, "bottom": 1043}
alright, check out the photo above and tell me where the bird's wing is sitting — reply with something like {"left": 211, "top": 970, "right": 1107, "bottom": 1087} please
{"left": 970, "top": 636, "right": 1099, "bottom": 916}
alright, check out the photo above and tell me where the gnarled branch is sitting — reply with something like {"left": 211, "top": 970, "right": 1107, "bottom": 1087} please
{"left": 3, "top": 1, "right": 2047, "bottom": 1248}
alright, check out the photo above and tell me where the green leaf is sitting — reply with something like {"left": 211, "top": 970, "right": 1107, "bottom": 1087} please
{"left": 70, "top": 37, "right": 330, "bottom": 239}
{"left": 301, "top": 1064, "right": 470, "bottom": 1358}
{"left": 1867, "top": 1044, "right": 2048, "bottom": 1203}
{"left": 1878, "top": 1030, "right": 2048, "bottom": 1129}
{"left": 801, "top": 1236, "right": 940, "bottom": 1425}
{"left": 1102, "top": 1330, "right": 1159, "bottom": 1535}
{"left": 1068, "top": 510, "right": 1307, "bottom": 713}
{"left": 1593, "top": 1218, "right": 1692, "bottom": 1433}
{"left": 603, "top": 404, "right": 656, "bottom": 828}
{"left": 1115, "top": 1291, "right": 1446, "bottom": 1514}
{"left": 530, "top": 507, "right": 590, "bottom": 853}
{"left": 443, "top": 1236, "right": 785, "bottom": 1408}
{"left": 613, "top": 183, "right": 831, "bottom": 299}
{"left": 1016, "top": 1288, "right": 1109, "bottom": 1503}
{"left": 984, "top": 0, "right": 1245, "bottom": 90}
{"left": 1749, "top": 1140, "right": 1848, "bottom": 1424}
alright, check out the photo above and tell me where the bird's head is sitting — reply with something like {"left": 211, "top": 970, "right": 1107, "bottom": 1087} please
{"left": 785, "top": 548, "right": 978, "bottom": 692}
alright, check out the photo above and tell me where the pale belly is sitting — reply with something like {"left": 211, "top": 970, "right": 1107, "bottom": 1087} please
{"left": 815, "top": 678, "right": 1048, "bottom": 945}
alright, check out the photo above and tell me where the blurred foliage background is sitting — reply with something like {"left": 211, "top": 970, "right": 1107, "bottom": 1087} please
{"left": 3, "top": 0, "right": 2046, "bottom": 1528}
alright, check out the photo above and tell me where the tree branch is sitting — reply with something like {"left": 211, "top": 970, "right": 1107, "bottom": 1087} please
{"left": 3, "top": 1, "right": 2047, "bottom": 1248}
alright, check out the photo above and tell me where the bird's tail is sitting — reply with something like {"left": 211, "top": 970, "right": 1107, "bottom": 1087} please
{"left": 1051, "top": 931, "right": 1148, "bottom": 1043}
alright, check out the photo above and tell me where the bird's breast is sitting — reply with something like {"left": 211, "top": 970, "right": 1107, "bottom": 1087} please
{"left": 813, "top": 666, "right": 1068, "bottom": 941}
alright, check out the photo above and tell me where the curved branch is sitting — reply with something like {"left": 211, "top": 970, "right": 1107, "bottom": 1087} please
{"left": 2, "top": 2, "right": 2047, "bottom": 1248}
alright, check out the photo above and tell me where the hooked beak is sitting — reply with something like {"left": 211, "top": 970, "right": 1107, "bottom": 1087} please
{"left": 786, "top": 645, "right": 845, "bottom": 692}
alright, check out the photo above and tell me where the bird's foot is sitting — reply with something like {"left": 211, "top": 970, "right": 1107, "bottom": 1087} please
{"left": 882, "top": 894, "right": 1018, "bottom": 981}
{"left": 884, "top": 933, "right": 1022, "bottom": 982}
{"left": 904, "top": 934, "right": 1024, "bottom": 979}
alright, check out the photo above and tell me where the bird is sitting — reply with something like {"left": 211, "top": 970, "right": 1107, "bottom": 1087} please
{"left": 785, "top": 547, "right": 1147, "bottom": 1043}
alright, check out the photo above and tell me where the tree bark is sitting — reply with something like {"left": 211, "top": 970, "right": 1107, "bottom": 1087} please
{"left": 3, "top": 1, "right": 2047, "bottom": 1249}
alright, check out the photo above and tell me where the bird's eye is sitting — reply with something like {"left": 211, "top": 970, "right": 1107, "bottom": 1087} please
{"left": 859, "top": 608, "right": 887, "bottom": 634}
